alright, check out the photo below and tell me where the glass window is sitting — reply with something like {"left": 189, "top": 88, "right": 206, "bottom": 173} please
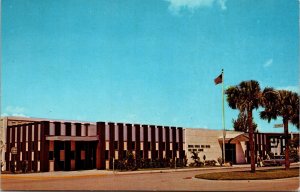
{"left": 162, "top": 142, "right": 166, "bottom": 150}
{"left": 195, "top": 145, "right": 200, "bottom": 148}
{"left": 114, "top": 141, "right": 118, "bottom": 150}
{"left": 49, "top": 151, "right": 54, "bottom": 160}
{"left": 105, "top": 150, "right": 109, "bottom": 160}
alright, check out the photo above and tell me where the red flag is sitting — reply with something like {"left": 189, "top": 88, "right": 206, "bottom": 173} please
{"left": 214, "top": 73, "right": 222, "bottom": 85}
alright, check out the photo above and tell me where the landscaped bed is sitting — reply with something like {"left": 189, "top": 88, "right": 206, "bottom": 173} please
{"left": 195, "top": 167, "right": 300, "bottom": 180}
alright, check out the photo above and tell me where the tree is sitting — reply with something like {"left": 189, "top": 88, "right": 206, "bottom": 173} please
{"left": 190, "top": 151, "right": 202, "bottom": 167}
{"left": 225, "top": 80, "right": 261, "bottom": 173}
{"left": 232, "top": 112, "right": 258, "bottom": 132}
{"left": 260, "top": 89, "right": 299, "bottom": 170}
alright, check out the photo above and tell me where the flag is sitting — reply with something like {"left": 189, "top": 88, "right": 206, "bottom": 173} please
{"left": 214, "top": 73, "right": 223, "bottom": 85}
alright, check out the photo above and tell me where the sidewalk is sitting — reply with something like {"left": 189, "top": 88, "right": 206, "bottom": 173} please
{"left": 1, "top": 162, "right": 299, "bottom": 179}
{"left": 0, "top": 166, "right": 236, "bottom": 179}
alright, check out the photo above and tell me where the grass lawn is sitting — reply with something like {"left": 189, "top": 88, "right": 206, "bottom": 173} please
{"left": 195, "top": 167, "right": 300, "bottom": 180}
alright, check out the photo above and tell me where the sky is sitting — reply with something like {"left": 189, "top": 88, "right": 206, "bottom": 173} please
{"left": 1, "top": 0, "right": 299, "bottom": 133}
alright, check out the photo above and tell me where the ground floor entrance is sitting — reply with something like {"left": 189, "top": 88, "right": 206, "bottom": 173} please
{"left": 53, "top": 141, "right": 97, "bottom": 171}
{"left": 225, "top": 144, "right": 236, "bottom": 164}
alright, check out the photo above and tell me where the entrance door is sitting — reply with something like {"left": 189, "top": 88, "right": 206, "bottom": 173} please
{"left": 75, "top": 141, "right": 97, "bottom": 170}
{"left": 225, "top": 144, "right": 236, "bottom": 164}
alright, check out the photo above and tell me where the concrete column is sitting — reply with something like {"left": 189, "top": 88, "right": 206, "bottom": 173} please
{"left": 117, "top": 123, "right": 124, "bottom": 161}
{"left": 165, "top": 126, "right": 170, "bottom": 160}
{"left": 33, "top": 123, "right": 39, "bottom": 172}
{"left": 142, "top": 125, "right": 148, "bottom": 159}
{"left": 16, "top": 125, "right": 21, "bottom": 171}
{"left": 54, "top": 122, "right": 61, "bottom": 136}
{"left": 75, "top": 123, "right": 81, "bottom": 136}
{"left": 40, "top": 121, "right": 50, "bottom": 172}
{"left": 27, "top": 124, "right": 32, "bottom": 171}
{"left": 134, "top": 124, "right": 141, "bottom": 166}
{"left": 96, "top": 122, "right": 106, "bottom": 169}
{"left": 64, "top": 141, "right": 71, "bottom": 171}
{"left": 258, "top": 133, "right": 261, "bottom": 155}
{"left": 158, "top": 126, "right": 163, "bottom": 160}
{"left": 22, "top": 125, "right": 26, "bottom": 164}
{"left": 65, "top": 122, "right": 71, "bottom": 136}
{"left": 108, "top": 122, "right": 115, "bottom": 169}
{"left": 171, "top": 127, "right": 176, "bottom": 159}
{"left": 150, "top": 125, "right": 156, "bottom": 160}
{"left": 84, "top": 123, "right": 90, "bottom": 136}
{"left": 262, "top": 134, "right": 265, "bottom": 157}
{"left": 126, "top": 124, "right": 132, "bottom": 152}
{"left": 178, "top": 127, "right": 183, "bottom": 159}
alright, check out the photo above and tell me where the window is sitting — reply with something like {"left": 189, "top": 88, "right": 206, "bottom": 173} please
{"left": 206, "top": 145, "right": 210, "bottom": 148}
{"left": 201, "top": 145, "right": 205, "bottom": 148}
{"left": 123, "top": 151, "right": 127, "bottom": 158}
{"left": 195, "top": 145, "right": 200, "bottom": 148}
{"left": 140, "top": 151, "right": 143, "bottom": 158}
{"left": 188, "top": 149, "right": 192, "bottom": 152}
{"left": 132, "top": 143, "right": 136, "bottom": 150}
{"left": 188, "top": 145, "right": 194, "bottom": 148}
{"left": 105, "top": 150, "right": 109, "bottom": 160}
{"left": 162, "top": 142, "right": 166, "bottom": 150}
{"left": 198, "top": 149, "right": 203, "bottom": 152}
{"left": 31, "top": 142, "right": 35, "bottom": 151}
{"left": 147, "top": 142, "right": 151, "bottom": 150}
{"left": 114, "top": 141, "right": 118, "bottom": 150}
{"left": 193, "top": 149, "right": 197, "bottom": 152}
{"left": 175, "top": 143, "right": 179, "bottom": 150}
{"left": 49, "top": 151, "right": 54, "bottom": 160}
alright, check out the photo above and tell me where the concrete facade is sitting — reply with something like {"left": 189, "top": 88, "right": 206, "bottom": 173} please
{"left": 0, "top": 116, "right": 291, "bottom": 172}
{"left": 184, "top": 128, "right": 247, "bottom": 164}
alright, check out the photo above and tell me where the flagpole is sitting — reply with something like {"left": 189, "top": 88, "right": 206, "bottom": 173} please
{"left": 222, "top": 69, "right": 226, "bottom": 164}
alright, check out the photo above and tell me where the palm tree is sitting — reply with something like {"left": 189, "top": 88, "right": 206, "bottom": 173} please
{"left": 232, "top": 112, "right": 258, "bottom": 133}
{"left": 260, "top": 89, "right": 299, "bottom": 170}
{"left": 225, "top": 80, "right": 261, "bottom": 173}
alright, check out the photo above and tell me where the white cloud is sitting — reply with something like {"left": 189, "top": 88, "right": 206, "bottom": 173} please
{"left": 263, "top": 58, "right": 273, "bottom": 68}
{"left": 165, "top": 0, "right": 227, "bottom": 14}
{"left": 276, "top": 86, "right": 299, "bottom": 93}
{"left": 1, "top": 106, "right": 28, "bottom": 117}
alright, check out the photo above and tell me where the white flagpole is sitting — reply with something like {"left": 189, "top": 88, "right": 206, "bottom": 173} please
{"left": 222, "top": 69, "right": 226, "bottom": 164}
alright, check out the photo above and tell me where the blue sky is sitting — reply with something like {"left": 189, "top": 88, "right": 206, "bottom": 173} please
{"left": 2, "top": 0, "right": 299, "bottom": 133}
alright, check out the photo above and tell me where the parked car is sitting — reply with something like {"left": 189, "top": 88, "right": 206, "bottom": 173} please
{"left": 262, "top": 155, "right": 294, "bottom": 166}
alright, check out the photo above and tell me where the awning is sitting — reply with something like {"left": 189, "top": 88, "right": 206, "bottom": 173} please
{"left": 46, "top": 136, "right": 98, "bottom": 141}
{"left": 218, "top": 133, "right": 249, "bottom": 144}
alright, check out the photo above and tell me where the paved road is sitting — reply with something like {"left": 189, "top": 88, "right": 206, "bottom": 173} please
{"left": 1, "top": 166, "right": 299, "bottom": 191}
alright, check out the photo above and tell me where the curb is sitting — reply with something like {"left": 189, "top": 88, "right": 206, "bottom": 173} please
{"left": 0, "top": 166, "right": 234, "bottom": 179}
